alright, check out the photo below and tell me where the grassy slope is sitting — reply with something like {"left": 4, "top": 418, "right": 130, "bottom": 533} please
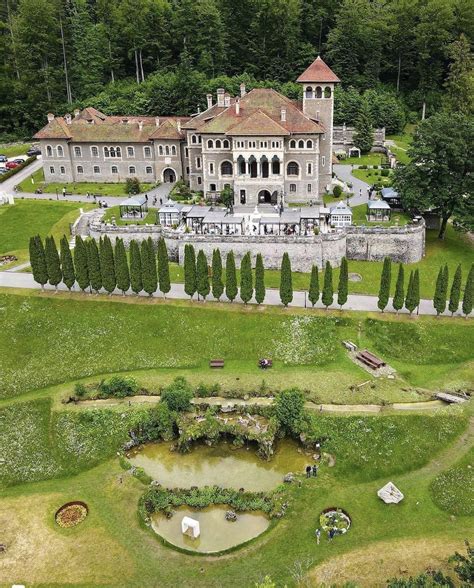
{"left": 0, "top": 142, "right": 31, "bottom": 157}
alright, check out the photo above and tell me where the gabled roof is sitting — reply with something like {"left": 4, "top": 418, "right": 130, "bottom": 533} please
{"left": 227, "top": 110, "right": 290, "bottom": 136}
{"left": 33, "top": 117, "right": 72, "bottom": 140}
{"left": 296, "top": 56, "right": 340, "bottom": 84}
{"left": 181, "top": 103, "right": 230, "bottom": 130}
{"left": 149, "top": 119, "right": 184, "bottom": 140}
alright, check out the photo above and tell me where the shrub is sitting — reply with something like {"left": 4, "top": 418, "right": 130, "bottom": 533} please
{"left": 372, "top": 165, "right": 379, "bottom": 169}
{"left": 98, "top": 376, "right": 139, "bottom": 398}
{"left": 333, "top": 185, "right": 343, "bottom": 198}
{"left": 381, "top": 169, "right": 390, "bottom": 177}
{"left": 274, "top": 388, "right": 305, "bottom": 435}
{"left": 359, "top": 164, "right": 367, "bottom": 169}
{"left": 135, "top": 403, "right": 176, "bottom": 442}
{"left": 161, "top": 376, "right": 193, "bottom": 411}
{"left": 171, "top": 179, "right": 193, "bottom": 201}
{"left": 125, "top": 177, "right": 141, "bottom": 194}
{"left": 74, "top": 383, "right": 87, "bottom": 398}
{"left": 195, "top": 382, "right": 221, "bottom": 397}
{"left": 0, "top": 156, "right": 36, "bottom": 184}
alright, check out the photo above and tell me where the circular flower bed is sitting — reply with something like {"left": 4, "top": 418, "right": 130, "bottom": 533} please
{"left": 319, "top": 507, "right": 351, "bottom": 535}
{"left": 55, "top": 501, "right": 88, "bottom": 528}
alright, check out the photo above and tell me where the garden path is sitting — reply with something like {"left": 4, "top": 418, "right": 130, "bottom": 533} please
{"left": 333, "top": 164, "right": 371, "bottom": 205}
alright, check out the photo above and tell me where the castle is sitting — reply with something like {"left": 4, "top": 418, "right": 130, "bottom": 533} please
{"left": 34, "top": 57, "right": 340, "bottom": 205}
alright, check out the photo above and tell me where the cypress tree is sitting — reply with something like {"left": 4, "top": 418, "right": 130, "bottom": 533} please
{"left": 29, "top": 235, "right": 48, "bottom": 288}
{"left": 322, "top": 261, "right": 334, "bottom": 309}
{"left": 225, "top": 250, "right": 238, "bottom": 302}
{"left": 115, "top": 238, "right": 130, "bottom": 295}
{"left": 412, "top": 269, "right": 420, "bottom": 314}
{"left": 337, "top": 257, "right": 348, "bottom": 309}
{"left": 100, "top": 235, "right": 116, "bottom": 294}
{"left": 196, "top": 249, "right": 210, "bottom": 300}
{"left": 74, "top": 235, "right": 89, "bottom": 292}
{"left": 442, "top": 265, "right": 449, "bottom": 308}
{"left": 405, "top": 271, "right": 415, "bottom": 314}
{"left": 462, "top": 264, "right": 473, "bottom": 317}
{"left": 184, "top": 243, "right": 197, "bottom": 299}
{"left": 141, "top": 238, "right": 157, "bottom": 296}
{"left": 308, "top": 265, "right": 319, "bottom": 307}
{"left": 279, "top": 252, "right": 293, "bottom": 307}
{"left": 448, "top": 264, "right": 462, "bottom": 315}
{"left": 87, "top": 238, "right": 102, "bottom": 293}
{"left": 60, "top": 234, "right": 75, "bottom": 290}
{"left": 433, "top": 266, "right": 444, "bottom": 315}
{"left": 44, "top": 235, "right": 62, "bottom": 290}
{"left": 211, "top": 248, "right": 224, "bottom": 301}
{"left": 377, "top": 257, "right": 392, "bottom": 312}
{"left": 392, "top": 263, "right": 404, "bottom": 314}
{"left": 157, "top": 237, "right": 171, "bottom": 298}
{"left": 129, "top": 239, "right": 143, "bottom": 295}
{"left": 240, "top": 252, "right": 253, "bottom": 304}
{"left": 254, "top": 253, "right": 265, "bottom": 305}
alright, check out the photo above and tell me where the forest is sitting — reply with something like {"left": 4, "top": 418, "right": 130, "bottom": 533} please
{"left": 1, "top": 0, "right": 473, "bottom": 140}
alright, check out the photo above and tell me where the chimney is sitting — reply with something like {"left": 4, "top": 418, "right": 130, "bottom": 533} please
{"left": 47, "top": 113, "right": 54, "bottom": 123}
{"left": 65, "top": 113, "right": 72, "bottom": 125}
{"left": 138, "top": 120, "right": 143, "bottom": 131}
{"left": 224, "top": 95, "right": 230, "bottom": 107}
{"left": 217, "top": 88, "right": 225, "bottom": 107}
{"left": 155, "top": 117, "right": 160, "bottom": 127}
{"left": 280, "top": 108, "right": 286, "bottom": 122}
{"left": 177, "top": 120, "right": 181, "bottom": 132}
{"left": 74, "top": 109, "right": 80, "bottom": 118}
{"left": 206, "top": 93, "right": 213, "bottom": 109}
{"left": 236, "top": 99, "right": 240, "bottom": 116}
{"left": 240, "top": 83, "right": 246, "bottom": 97}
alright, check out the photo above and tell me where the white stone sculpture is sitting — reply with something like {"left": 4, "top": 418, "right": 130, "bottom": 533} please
{"left": 181, "top": 516, "right": 200, "bottom": 539}
{"left": 377, "top": 482, "right": 404, "bottom": 504}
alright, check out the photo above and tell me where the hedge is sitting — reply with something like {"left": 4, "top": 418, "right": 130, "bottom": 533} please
{"left": 0, "top": 155, "right": 37, "bottom": 183}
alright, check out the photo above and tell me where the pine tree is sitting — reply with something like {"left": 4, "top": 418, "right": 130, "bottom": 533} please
{"left": 184, "top": 243, "right": 197, "bottom": 299}
{"left": 60, "top": 234, "right": 75, "bottom": 290}
{"left": 433, "top": 266, "right": 445, "bottom": 315}
{"left": 308, "top": 265, "right": 319, "bottom": 307}
{"left": 254, "top": 253, "right": 265, "bottom": 304}
{"left": 157, "top": 237, "right": 170, "bottom": 298}
{"left": 462, "top": 264, "right": 473, "bottom": 317}
{"left": 87, "top": 239, "right": 102, "bottom": 293}
{"left": 29, "top": 235, "right": 48, "bottom": 288}
{"left": 99, "top": 235, "right": 116, "bottom": 294}
{"left": 115, "top": 238, "right": 130, "bottom": 295}
{"left": 74, "top": 235, "right": 89, "bottom": 292}
{"left": 377, "top": 257, "right": 392, "bottom": 312}
{"left": 392, "top": 263, "right": 404, "bottom": 314}
{"left": 412, "top": 269, "right": 420, "bottom": 314}
{"left": 211, "top": 248, "right": 224, "bottom": 301}
{"left": 196, "top": 249, "right": 210, "bottom": 300}
{"left": 337, "top": 257, "right": 348, "bottom": 309}
{"left": 353, "top": 98, "right": 374, "bottom": 153}
{"left": 322, "top": 261, "right": 334, "bottom": 309}
{"left": 240, "top": 252, "right": 253, "bottom": 304}
{"left": 141, "top": 238, "right": 157, "bottom": 296}
{"left": 129, "top": 240, "right": 143, "bottom": 295}
{"left": 44, "top": 235, "right": 62, "bottom": 290}
{"left": 448, "top": 264, "right": 462, "bottom": 315}
{"left": 279, "top": 252, "right": 293, "bottom": 307}
{"left": 405, "top": 270, "right": 415, "bottom": 314}
{"left": 225, "top": 250, "right": 238, "bottom": 302}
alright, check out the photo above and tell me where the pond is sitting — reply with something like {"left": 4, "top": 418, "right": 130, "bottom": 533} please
{"left": 151, "top": 505, "right": 270, "bottom": 553}
{"left": 127, "top": 439, "right": 310, "bottom": 491}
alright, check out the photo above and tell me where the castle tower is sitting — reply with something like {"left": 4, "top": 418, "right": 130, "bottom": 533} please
{"left": 296, "top": 56, "right": 340, "bottom": 194}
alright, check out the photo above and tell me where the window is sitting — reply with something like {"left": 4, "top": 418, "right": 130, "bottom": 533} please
{"left": 287, "top": 162, "right": 299, "bottom": 176}
{"left": 104, "top": 146, "right": 121, "bottom": 158}
{"left": 159, "top": 145, "right": 164, "bottom": 155}
{"left": 74, "top": 146, "right": 82, "bottom": 157}
{"left": 91, "top": 146, "right": 99, "bottom": 157}
{"left": 207, "top": 140, "right": 214, "bottom": 149}
{"left": 77, "top": 165, "right": 84, "bottom": 174}
{"left": 307, "top": 163, "right": 312, "bottom": 175}
{"left": 223, "top": 139, "right": 230, "bottom": 149}
{"left": 306, "top": 140, "right": 313, "bottom": 149}
{"left": 238, "top": 156, "right": 246, "bottom": 175}
{"left": 146, "top": 166, "right": 153, "bottom": 174}
{"left": 144, "top": 146, "right": 152, "bottom": 158}
{"left": 298, "top": 140, "right": 304, "bottom": 149}
{"left": 196, "top": 157, "right": 201, "bottom": 169}
{"left": 272, "top": 157, "right": 280, "bottom": 175}
{"left": 210, "top": 183, "right": 216, "bottom": 191}
{"left": 129, "top": 166, "right": 136, "bottom": 174}
{"left": 240, "top": 190, "right": 246, "bottom": 204}
{"left": 316, "top": 86, "right": 322, "bottom": 98}
{"left": 191, "top": 135, "right": 197, "bottom": 144}
{"left": 197, "top": 176, "right": 202, "bottom": 185}
{"left": 215, "top": 140, "right": 221, "bottom": 149}
{"left": 305, "top": 86, "right": 313, "bottom": 99}
{"left": 324, "top": 86, "right": 332, "bottom": 98}
{"left": 171, "top": 145, "right": 176, "bottom": 156}
{"left": 165, "top": 145, "right": 170, "bottom": 156}
{"left": 127, "top": 146, "right": 135, "bottom": 157}
{"left": 209, "top": 162, "right": 215, "bottom": 174}
{"left": 322, "top": 155, "right": 326, "bottom": 167}
{"left": 289, "top": 140, "right": 296, "bottom": 149}
{"left": 261, "top": 141, "right": 268, "bottom": 149}
{"left": 57, "top": 145, "right": 64, "bottom": 157}
{"left": 111, "top": 166, "right": 118, "bottom": 174}
{"left": 93, "top": 166, "right": 100, "bottom": 174}
{"left": 185, "top": 148, "right": 189, "bottom": 158}
{"left": 186, "top": 167, "right": 190, "bottom": 175}
{"left": 46, "top": 145, "right": 53, "bottom": 157}
{"left": 221, "top": 161, "right": 233, "bottom": 176}
{"left": 307, "top": 184, "right": 312, "bottom": 192}
{"left": 290, "top": 184, "right": 296, "bottom": 192}
{"left": 198, "top": 136, "right": 202, "bottom": 143}
{"left": 49, "top": 166, "right": 55, "bottom": 174}
{"left": 60, "top": 166, "right": 65, "bottom": 174}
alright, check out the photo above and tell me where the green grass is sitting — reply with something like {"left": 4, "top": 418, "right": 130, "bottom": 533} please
{"left": 351, "top": 203, "right": 411, "bottom": 226}
{"left": 338, "top": 153, "right": 387, "bottom": 166}
{"left": 352, "top": 168, "right": 394, "bottom": 187}
{"left": 0, "top": 142, "right": 31, "bottom": 157}
{"left": 102, "top": 205, "right": 157, "bottom": 226}
{"left": 17, "top": 168, "right": 155, "bottom": 196}
{"left": 430, "top": 446, "right": 474, "bottom": 516}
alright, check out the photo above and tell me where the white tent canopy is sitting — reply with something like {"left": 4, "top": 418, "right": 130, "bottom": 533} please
{"left": 181, "top": 516, "right": 200, "bottom": 539}
{"left": 377, "top": 482, "right": 404, "bottom": 504}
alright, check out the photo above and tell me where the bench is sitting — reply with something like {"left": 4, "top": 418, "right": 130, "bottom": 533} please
{"left": 209, "top": 359, "right": 224, "bottom": 368}
{"left": 342, "top": 340, "right": 357, "bottom": 352}
{"left": 356, "top": 350, "right": 385, "bottom": 370}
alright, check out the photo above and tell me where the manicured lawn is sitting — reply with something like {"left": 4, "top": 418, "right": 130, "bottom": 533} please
{"left": 102, "top": 205, "right": 157, "bottom": 226}
{"left": 352, "top": 167, "right": 394, "bottom": 187}
{"left": 17, "top": 168, "right": 155, "bottom": 197}
{"left": 0, "top": 142, "right": 31, "bottom": 157}
{"left": 351, "top": 203, "right": 411, "bottom": 226}
{"left": 337, "top": 153, "right": 387, "bottom": 166}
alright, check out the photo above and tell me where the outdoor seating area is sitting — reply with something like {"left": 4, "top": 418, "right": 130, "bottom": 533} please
{"left": 356, "top": 350, "right": 386, "bottom": 370}
{"left": 381, "top": 187, "right": 402, "bottom": 208}
{"left": 119, "top": 194, "right": 148, "bottom": 219}
{"left": 367, "top": 199, "right": 392, "bottom": 222}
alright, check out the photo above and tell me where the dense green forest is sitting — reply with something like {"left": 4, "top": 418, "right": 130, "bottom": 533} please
{"left": 0, "top": 0, "right": 473, "bottom": 139}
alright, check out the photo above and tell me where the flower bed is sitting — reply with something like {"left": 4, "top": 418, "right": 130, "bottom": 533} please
{"left": 55, "top": 501, "right": 89, "bottom": 528}
{"left": 319, "top": 507, "right": 351, "bottom": 535}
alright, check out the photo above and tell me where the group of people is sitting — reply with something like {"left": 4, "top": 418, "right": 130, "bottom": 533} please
{"left": 305, "top": 464, "right": 318, "bottom": 478}
{"left": 315, "top": 527, "right": 337, "bottom": 544}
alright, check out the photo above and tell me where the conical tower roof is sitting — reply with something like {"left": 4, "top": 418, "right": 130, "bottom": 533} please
{"left": 296, "top": 56, "right": 340, "bottom": 83}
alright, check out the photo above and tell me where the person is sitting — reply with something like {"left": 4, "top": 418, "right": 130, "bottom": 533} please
{"left": 62, "top": 187, "right": 66, "bottom": 198}
{"left": 145, "top": 193, "right": 148, "bottom": 201}
{"left": 93, "top": 194, "right": 97, "bottom": 202}
{"left": 312, "top": 464, "right": 318, "bottom": 477}
{"left": 305, "top": 465, "right": 311, "bottom": 478}
{"left": 160, "top": 197, "right": 163, "bottom": 205}
{"left": 86, "top": 191, "right": 90, "bottom": 199}
{"left": 328, "top": 528, "right": 336, "bottom": 541}
{"left": 315, "top": 528, "right": 321, "bottom": 545}
{"left": 319, "top": 405, "right": 323, "bottom": 413}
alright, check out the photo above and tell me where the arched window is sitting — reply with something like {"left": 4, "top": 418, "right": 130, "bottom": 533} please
{"left": 127, "top": 146, "right": 135, "bottom": 157}
{"left": 159, "top": 145, "right": 163, "bottom": 155}
{"left": 111, "top": 166, "right": 118, "bottom": 174}
{"left": 324, "top": 86, "right": 332, "bottom": 98}
{"left": 171, "top": 145, "right": 176, "bottom": 156}
{"left": 144, "top": 146, "right": 152, "bottom": 158}
{"left": 77, "top": 165, "right": 84, "bottom": 174}
{"left": 129, "top": 166, "right": 136, "bottom": 174}
{"left": 104, "top": 147, "right": 110, "bottom": 158}
{"left": 260, "top": 155, "right": 269, "bottom": 178}
{"left": 116, "top": 146, "right": 122, "bottom": 158}
{"left": 298, "top": 140, "right": 305, "bottom": 149}
{"left": 223, "top": 139, "right": 230, "bottom": 149}
{"left": 74, "top": 146, "right": 81, "bottom": 157}
{"left": 290, "top": 140, "right": 296, "bottom": 149}
{"left": 165, "top": 145, "right": 170, "bottom": 155}
{"left": 249, "top": 155, "right": 257, "bottom": 178}
{"left": 146, "top": 166, "right": 153, "bottom": 174}
{"left": 207, "top": 139, "right": 214, "bottom": 149}
{"left": 271, "top": 156, "right": 280, "bottom": 175}
{"left": 191, "top": 135, "right": 197, "bottom": 144}
{"left": 306, "top": 140, "right": 313, "bottom": 149}
{"left": 221, "top": 160, "right": 233, "bottom": 176}
{"left": 93, "top": 165, "right": 100, "bottom": 174}
{"left": 110, "top": 147, "right": 116, "bottom": 158}
{"left": 215, "top": 140, "right": 222, "bottom": 149}
{"left": 237, "top": 155, "right": 246, "bottom": 175}
{"left": 46, "top": 145, "right": 53, "bottom": 157}
{"left": 305, "top": 86, "right": 313, "bottom": 99}
{"left": 316, "top": 86, "right": 322, "bottom": 98}
{"left": 287, "top": 162, "right": 299, "bottom": 176}
{"left": 60, "top": 166, "right": 65, "bottom": 174}
{"left": 57, "top": 145, "right": 64, "bottom": 157}
{"left": 91, "top": 146, "right": 99, "bottom": 157}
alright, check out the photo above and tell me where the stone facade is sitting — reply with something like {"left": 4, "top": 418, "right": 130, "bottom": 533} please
{"left": 333, "top": 125, "right": 386, "bottom": 154}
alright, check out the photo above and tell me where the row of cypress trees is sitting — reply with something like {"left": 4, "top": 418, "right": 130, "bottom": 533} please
{"left": 433, "top": 263, "right": 473, "bottom": 317}
{"left": 29, "top": 234, "right": 171, "bottom": 297}
{"left": 307, "top": 258, "right": 349, "bottom": 310}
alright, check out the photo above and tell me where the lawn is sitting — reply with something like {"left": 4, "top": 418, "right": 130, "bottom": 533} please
{"left": 0, "top": 142, "right": 31, "bottom": 157}
{"left": 102, "top": 205, "right": 157, "bottom": 226}
{"left": 352, "top": 167, "right": 394, "bottom": 188}
{"left": 0, "top": 199, "right": 94, "bottom": 266}
{"left": 337, "top": 153, "right": 387, "bottom": 166}
{"left": 351, "top": 203, "right": 411, "bottom": 226}
{"left": 17, "top": 168, "right": 155, "bottom": 197}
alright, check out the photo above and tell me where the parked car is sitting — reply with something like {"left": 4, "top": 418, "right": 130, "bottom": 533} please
{"left": 0, "top": 168, "right": 8, "bottom": 175}
{"left": 0, "top": 155, "right": 7, "bottom": 163}
{"left": 5, "top": 161, "right": 19, "bottom": 170}
{"left": 26, "top": 147, "right": 41, "bottom": 156}
{"left": 13, "top": 158, "right": 26, "bottom": 164}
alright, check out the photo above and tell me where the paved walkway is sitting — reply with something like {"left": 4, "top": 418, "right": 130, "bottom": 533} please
{"left": 0, "top": 271, "right": 470, "bottom": 317}
{"left": 333, "top": 164, "right": 371, "bottom": 206}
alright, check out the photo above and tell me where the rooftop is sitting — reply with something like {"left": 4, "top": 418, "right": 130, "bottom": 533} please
{"left": 296, "top": 56, "right": 341, "bottom": 84}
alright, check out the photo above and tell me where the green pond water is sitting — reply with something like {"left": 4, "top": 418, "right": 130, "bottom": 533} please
{"left": 151, "top": 505, "right": 270, "bottom": 553}
{"left": 127, "top": 439, "right": 310, "bottom": 491}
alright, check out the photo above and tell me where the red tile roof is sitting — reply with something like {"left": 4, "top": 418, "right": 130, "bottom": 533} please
{"left": 296, "top": 56, "right": 340, "bottom": 83}
{"left": 226, "top": 110, "right": 290, "bottom": 136}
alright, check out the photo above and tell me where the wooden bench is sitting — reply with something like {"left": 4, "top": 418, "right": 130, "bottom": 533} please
{"left": 209, "top": 359, "right": 224, "bottom": 368}
{"left": 356, "top": 350, "right": 385, "bottom": 370}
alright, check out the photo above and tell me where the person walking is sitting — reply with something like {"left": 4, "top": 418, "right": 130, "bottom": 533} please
{"left": 315, "top": 528, "right": 321, "bottom": 545}
{"left": 305, "top": 465, "right": 311, "bottom": 478}
{"left": 62, "top": 187, "right": 66, "bottom": 198}
{"left": 312, "top": 464, "right": 318, "bottom": 477}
